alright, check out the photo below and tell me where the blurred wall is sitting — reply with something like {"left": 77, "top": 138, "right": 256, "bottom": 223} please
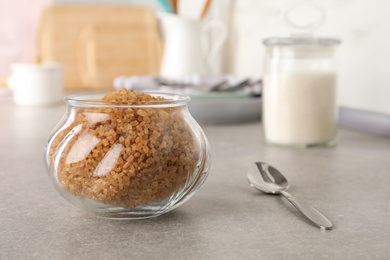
{"left": 1, "top": 0, "right": 389, "bottom": 117}
{"left": 0, "top": 0, "right": 53, "bottom": 77}
{"left": 223, "top": 0, "right": 390, "bottom": 115}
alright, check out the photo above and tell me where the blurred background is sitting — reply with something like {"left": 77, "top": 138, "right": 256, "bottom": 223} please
{"left": 1, "top": 0, "right": 389, "bottom": 128}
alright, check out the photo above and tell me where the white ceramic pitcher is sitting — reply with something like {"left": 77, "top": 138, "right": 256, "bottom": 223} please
{"left": 158, "top": 12, "right": 227, "bottom": 79}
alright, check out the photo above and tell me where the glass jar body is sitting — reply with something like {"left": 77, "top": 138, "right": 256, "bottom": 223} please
{"left": 262, "top": 45, "right": 338, "bottom": 147}
{"left": 45, "top": 93, "right": 210, "bottom": 219}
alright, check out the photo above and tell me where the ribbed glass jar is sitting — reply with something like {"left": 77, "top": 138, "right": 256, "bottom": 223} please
{"left": 45, "top": 92, "right": 211, "bottom": 219}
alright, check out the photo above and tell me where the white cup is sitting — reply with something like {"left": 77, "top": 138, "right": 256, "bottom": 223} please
{"left": 8, "top": 62, "right": 64, "bottom": 106}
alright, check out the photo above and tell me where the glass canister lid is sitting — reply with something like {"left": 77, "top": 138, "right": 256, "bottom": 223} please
{"left": 263, "top": 2, "right": 340, "bottom": 47}
{"left": 263, "top": 37, "right": 340, "bottom": 46}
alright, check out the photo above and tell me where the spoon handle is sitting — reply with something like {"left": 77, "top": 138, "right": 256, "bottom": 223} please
{"left": 280, "top": 191, "right": 333, "bottom": 230}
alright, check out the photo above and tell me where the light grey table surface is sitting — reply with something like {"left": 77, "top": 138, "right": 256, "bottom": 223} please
{"left": 1, "top": 99, "right": 390, "bottom": 260}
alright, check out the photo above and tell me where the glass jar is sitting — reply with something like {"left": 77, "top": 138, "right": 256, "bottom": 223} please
{"left": 262, "top": 4, "right": 341, "bottom": 147}
{"left": 262, "top": 38, "right": 340, "bottom": 147}
{"left": 45, "top": 92, "right": 211, "bottom": 219}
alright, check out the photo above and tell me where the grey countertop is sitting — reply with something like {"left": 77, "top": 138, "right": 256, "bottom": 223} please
{"left": 1, "top": 99, "right": 390, "bottom": 260}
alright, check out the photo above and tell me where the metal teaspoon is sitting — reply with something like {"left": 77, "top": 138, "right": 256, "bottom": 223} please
{"left": 247, "top": 162, "right": 333, "bottom": 230}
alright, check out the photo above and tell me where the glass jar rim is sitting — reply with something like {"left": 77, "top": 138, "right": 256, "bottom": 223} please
{"left": 263, "top": 37, "right": 341, "bottom": 46}
{"left": 64, "top": 91, "right": 191, "bottom": 108}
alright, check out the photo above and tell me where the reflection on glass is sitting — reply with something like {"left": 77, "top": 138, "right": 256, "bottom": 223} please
{"left": 93, "top": 144, "right": 124, "bottom": 177}
{"left": 83, "top": 112, "right": 111, "bottom": 126}
{"left": 65, "top": 132, "right": 100, "bottom": 164}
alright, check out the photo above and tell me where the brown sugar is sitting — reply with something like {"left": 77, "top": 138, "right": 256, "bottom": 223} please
{"left": 48, "top": 89, "right": 199, "bottom": 208}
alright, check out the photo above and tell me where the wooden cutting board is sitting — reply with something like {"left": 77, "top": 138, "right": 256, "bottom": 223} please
{"left": 38, "top": 5, "right": 163, "bottom": 90}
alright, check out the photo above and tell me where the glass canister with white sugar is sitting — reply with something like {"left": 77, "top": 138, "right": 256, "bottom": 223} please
{"left": 262, "top": 3, "right": 341, "bottom": 147}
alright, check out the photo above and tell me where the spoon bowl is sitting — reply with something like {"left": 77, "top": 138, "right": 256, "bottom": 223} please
{"left": 247, "top": 162, "right": 289, "bottom": 194}
{"left": 247, "top": 162, "right": 332, "bottom": 230}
